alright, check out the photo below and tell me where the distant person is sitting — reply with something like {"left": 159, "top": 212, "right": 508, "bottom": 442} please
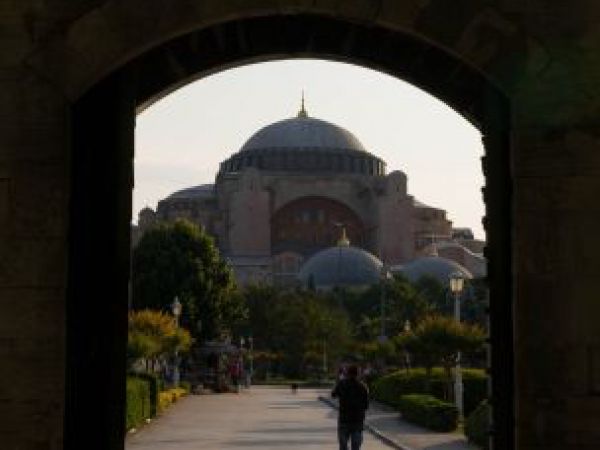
{"left": 331, "top": 365, "right": 369, "bottom": 450}
{"left": 291, "top": 382, "right": 298, "bottom": 394}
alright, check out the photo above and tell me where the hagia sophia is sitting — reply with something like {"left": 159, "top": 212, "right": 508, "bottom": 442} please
{"left": 134, "top": 98, "right": 486, "bottom": 288}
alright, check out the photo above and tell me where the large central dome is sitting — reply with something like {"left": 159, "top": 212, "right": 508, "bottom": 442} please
{"left": 218, "top": 100, "right": 385, "bottom": 176}
{"left": 240, "top": 116, "right": 367, "bottom": 153}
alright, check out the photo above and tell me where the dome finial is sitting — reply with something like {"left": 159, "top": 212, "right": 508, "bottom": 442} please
{"left": 297, "top": 90, "right": 308, "bottom": 118}
{"left": 425, "top": 234, "right": 439, "bottom": 256}
{"left": 337, "top": 226, "right": 350, "bottom": 247}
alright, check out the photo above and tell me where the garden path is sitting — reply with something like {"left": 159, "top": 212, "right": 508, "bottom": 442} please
{"left": 126, "top": 386, "right": 392, "bottom": 449}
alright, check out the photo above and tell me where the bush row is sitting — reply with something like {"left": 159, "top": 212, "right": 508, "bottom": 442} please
{"left": 131, "top": 372, "right": 161, "bottom": 417}
{"left": 370, "top": 367, "right": 486, "bottom": 416}
{"left": 126, "top": 376, "right": 152, "bottom": 430}
{"left": 465, "top": 400, "right": 490, "bottom": 449}
{"left": 398, "top": 394, "right": 458, "bottom": 432}
{"left": 126, "top": 373, "right": 187, "bottom": 430}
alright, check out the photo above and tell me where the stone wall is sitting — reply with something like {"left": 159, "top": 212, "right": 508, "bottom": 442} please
{"left": 1, "top": 1, "right": 600, "bottom": 450}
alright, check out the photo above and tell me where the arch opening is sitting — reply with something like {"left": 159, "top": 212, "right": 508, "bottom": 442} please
{"left": 68, "top": 13, "right": 512, "bottom": 450}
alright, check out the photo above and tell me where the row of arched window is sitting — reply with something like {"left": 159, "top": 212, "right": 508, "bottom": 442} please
{"left": 219, "top": 149, "right": 385, "bottom": 175}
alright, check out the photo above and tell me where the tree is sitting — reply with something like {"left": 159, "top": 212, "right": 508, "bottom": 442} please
{"left": 344, "top": 275, "right": 431, "bottom": 341}
{"left": 413, "top": 275, "right": 451, "bottom": 315}
{"left": 127, "top": 309, "right": 192, "bottom": 368}
{"left": 238, "top": 285, "right": 352, "bottom": 378}
{"left": 395, "top": 315, "right": 485, "bottom": 397}
{"left": 132, "top": 219, "right": 246, "bottom": 340}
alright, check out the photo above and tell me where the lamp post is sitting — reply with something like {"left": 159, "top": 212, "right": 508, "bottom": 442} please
{"left": 248, "top": 336, "right": 254, "bottom": 386}
{"left": 404, "top": 319, "right": 412, "bottom": 373}
{"left": 171, "top": 297, "right": 182, "bottom": 387}
{"left": 449, "top": 272, "right": 465, "bottom": 418}
{"left": 379, "top": 266, "right": 392, "bottom": 343}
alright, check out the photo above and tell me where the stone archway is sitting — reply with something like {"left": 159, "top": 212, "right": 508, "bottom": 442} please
{"left": 67, "top": 14, "right": 512, "bottom": 450}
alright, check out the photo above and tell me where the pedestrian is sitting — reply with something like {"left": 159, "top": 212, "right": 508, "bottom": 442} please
{"left": 331, "top": 364, "right": 369, "bottom": 450}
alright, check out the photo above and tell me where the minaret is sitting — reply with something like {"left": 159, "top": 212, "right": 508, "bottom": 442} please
{"left": 297, "top": 90, "right": 308, "bottom": 118}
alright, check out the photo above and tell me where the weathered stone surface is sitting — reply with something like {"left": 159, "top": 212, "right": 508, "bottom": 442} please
{"left": 0, "top": 1, "right": 600, "bottom": 450}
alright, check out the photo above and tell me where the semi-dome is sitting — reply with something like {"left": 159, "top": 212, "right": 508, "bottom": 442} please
{"left": 167, "top": 184, "right": 215, "bottom": 199}
{"left": 297, "top": 230, "right": 383, "bottom": 290}
{"left": 218, "top": 98, "right": 385, "bottom": 176}
{"left": 393, "top": 255, "right": 473, "bottom": 284}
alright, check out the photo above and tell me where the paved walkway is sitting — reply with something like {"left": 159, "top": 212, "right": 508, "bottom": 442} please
{"left": 126, "top": 386, "right": 392, "bottom": 449}
{"left": 320, "top": 395, "right": 477, "bottom": 450}
{"left": 364, "top": 401, "right": 477, "bottom": 450}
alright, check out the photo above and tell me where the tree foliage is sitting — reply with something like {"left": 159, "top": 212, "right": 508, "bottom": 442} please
{"left": 127, "top": 309, "right": 192, "bottom": 362}
{"left": 132, "top": 219, "right": 246, "bottom": 339}
{"left": 238, "top": 285, "right": 352, "bottom": 377}
{"left": 342, "top": 275, "right": 432, "bottom": 340}
{"left": 395, "top": 315, "right": 485, "bottom": 393}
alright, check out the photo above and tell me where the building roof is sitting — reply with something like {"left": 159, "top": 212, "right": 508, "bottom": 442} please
{"left": 218, "top": 102, "right": 385, "bottom": 176}
{"left": 297, "top": 236, "right": 383, "bottom": 289}
{"left": 240, "top": 115, "right": 367, "bottom": 153}
{"left": 167, "top": 184, "right": 215, "bottom": 199}
{"left": 392, "top": 255, "right": 473, "bottom": 284}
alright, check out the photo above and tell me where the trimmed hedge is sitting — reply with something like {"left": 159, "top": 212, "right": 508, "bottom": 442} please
{"left": 132, "top": 372, "right": 160, "bottom": 416}
{"left": 465, "top": 400, "right": 490, "bottom": 449}
{"left": 370, "top": 368, "right": 486, "bottom": 416}
{"left": 398, "top": 394, "right": 458, "bottom": 431}
{"left": 126, "top": 376, "right": 152, "bottom": 430}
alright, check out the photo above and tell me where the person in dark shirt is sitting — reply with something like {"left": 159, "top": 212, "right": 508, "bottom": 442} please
{"left": 331, "top": 365, "right": 369, "bottom": 450}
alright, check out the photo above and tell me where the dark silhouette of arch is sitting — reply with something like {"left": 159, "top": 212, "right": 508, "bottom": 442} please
{"left": 69, "top": 13, "right": 511, "bottom": 450}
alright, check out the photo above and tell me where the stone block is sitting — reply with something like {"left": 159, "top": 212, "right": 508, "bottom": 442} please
{"left": 513, "top": 128, "right": 600, "bottom": 177}
{"left": 0, "top": 237, "right": 66, "bottom": 288}
{"left": 0, "top": 69, "right": 69, "bottom": 163}
{"left": 3, "top": 161, "right": 69, "bottom": 239}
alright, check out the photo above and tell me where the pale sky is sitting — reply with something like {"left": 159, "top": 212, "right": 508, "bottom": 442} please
{"left": 134, "top": 59, "right": 485, "bottom": 239}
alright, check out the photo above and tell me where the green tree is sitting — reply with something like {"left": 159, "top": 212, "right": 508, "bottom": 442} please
{"left": 127, "top": 309, "right": 192, "bottom": 368}
{"left": 132, "top": 219, "right": 246, "bottom": 340}
{"left": 413, "top": 275, "right": 450, "bottom": 315}
{"left": 395, "top": 315, "right": 485, "bottom": 396}
{"left": 239, "top": 285, "right": 352, "bottom": 378}
{"left": 344, "top": 275, "right": 431, "bottom": 341}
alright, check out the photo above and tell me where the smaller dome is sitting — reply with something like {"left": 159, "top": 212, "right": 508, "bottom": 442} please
{"left": 393, "top": 256, "right": 472, "bottom": 284}
{"left": 298, "top": 244, "right": 383, "bottom": 290}
{"left": 167, "top": 184, "right": 215, "bottom": 200}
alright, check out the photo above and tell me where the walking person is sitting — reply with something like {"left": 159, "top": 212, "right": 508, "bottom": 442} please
{"left": 331, "top": 365, "right": 369, "bottom": 450}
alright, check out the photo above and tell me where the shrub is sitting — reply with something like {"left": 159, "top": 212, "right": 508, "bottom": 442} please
{"left": 132, "top": 372, "right": 161, "bottom": 416}
{"left": 398, "top": 394, "right": 458, "bottom": 432}
{"left": 126, "top": 376, "right": 151, "bottom": 430}
{"left": 158, "top": 387, "right": 188, "bottom": 412}
{"left": 465, "top": 400, "right": 490, "bottom": 449}
{"left": 370, "top": 367, "right": 486, "bottom": 416}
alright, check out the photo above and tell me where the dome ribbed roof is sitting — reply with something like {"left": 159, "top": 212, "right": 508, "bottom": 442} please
{"left": 167, "top": 184, "right": 215, "bottom": 199}
{"left": 240, "top": 116, "right": 366, "bottom": 153}
{"left": 298, "top": 245, "right": 383, "bottom": 289}
{"left": 393, "top": 256, "right": 472, "bottom": 283}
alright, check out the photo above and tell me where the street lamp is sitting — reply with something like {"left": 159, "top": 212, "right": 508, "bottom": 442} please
{"left": 449, "top": 272, "right": 465, "bottom": 417}
{"left": 379, "top": 266, "right": 392, "bottom": 343}
{"left": 403, "top": 320, "right": 412, "bottom": 373}
{"left": 171, "top": 296, "right": 182, "bottom": 387}
{"left": 172, "top": 297, "right": 182, "bottom": 326}
{"left": 248, "top": 336, "right": 254, "bottom": 386}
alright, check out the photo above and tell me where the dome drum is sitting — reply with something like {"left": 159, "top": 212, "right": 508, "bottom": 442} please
{"left": 219, "top": 148, "right": 385, "bottom": 176}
